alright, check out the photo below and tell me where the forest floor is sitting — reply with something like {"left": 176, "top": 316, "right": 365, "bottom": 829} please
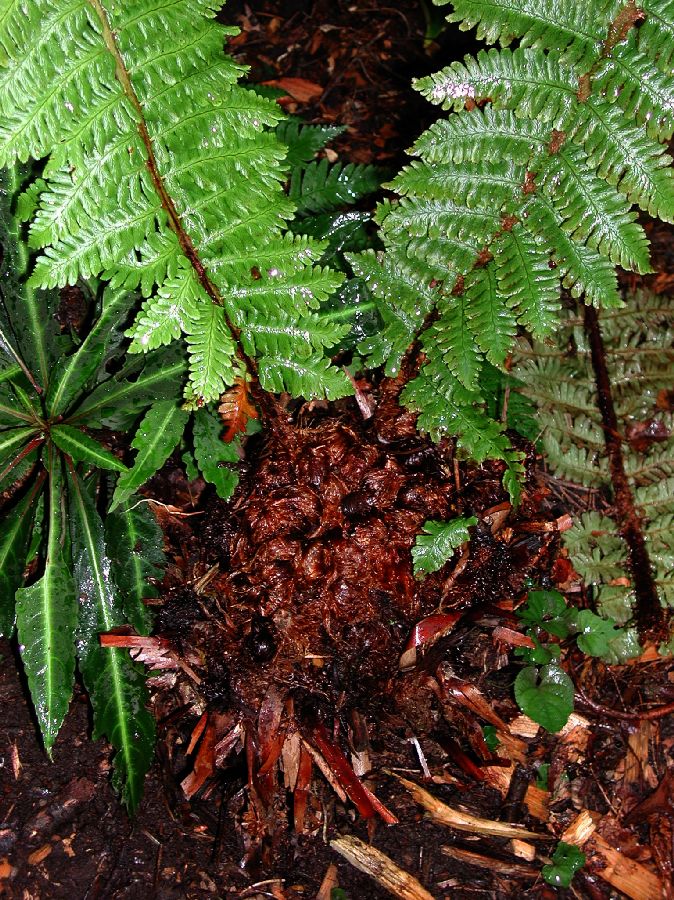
{"left": 2, "top": 2, "right": 674, "bottom": 898}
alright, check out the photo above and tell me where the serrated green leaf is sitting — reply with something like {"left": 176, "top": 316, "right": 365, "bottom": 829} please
{"left": 514, "top": 662, "right": 574, "bottom": 733}
{"left": 111, "top": 401, "right": 189, "bottom": 511}
{"left": 68, "top": 468, "right": 155, "bottom": 812}
{"left": 51, "top": 425, "right": 128, "bottom": 472}
{"left": 15, "top": 452, "right": 76, "bottom": 753}
{"left": 192, "top": 407, "right": 240, "bottom": 500}
{"left": 105, "top": 501, "right": 165, "bottom": 635}
{"left": 412, "top": 516, "right": 478, "bottom": 577}
{"left": 277, "top": 120, "right": 346, "bottom": 168}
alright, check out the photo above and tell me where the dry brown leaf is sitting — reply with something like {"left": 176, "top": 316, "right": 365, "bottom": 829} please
{"left": 261, "top": 77, "right": 324, "bottom": 102}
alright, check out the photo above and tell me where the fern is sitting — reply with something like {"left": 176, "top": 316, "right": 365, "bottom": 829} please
{"left": 513, "top": 292, "right": 674, "bottom": 632}
{"left": 0, "top": 0, "right": 350, "bottom": 403}
{"left": 352, "top": 0, "right": 674, "bottom": 494}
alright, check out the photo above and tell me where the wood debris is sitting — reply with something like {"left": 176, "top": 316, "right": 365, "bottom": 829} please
{"left": 331, "top": 835, "right": 435, "bottom": 900}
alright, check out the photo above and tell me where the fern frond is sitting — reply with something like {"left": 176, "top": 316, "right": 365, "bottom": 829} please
{"left": 542, "top": 143, "right": 651, "bottom": 272}
{"left": 464, "top": 265, "right": 517, "bottom": 368}
{"left": 259, "top": 355, "right": 351, "bottom": 401}
{"left": 349, "top": 251, "right": 437, "bottom": 374}
{"left": 443, "top": 0, "right": 613, "bottom": 68}
{"left": 184, "top": 302, "right": 237, "bottom": 400}
{"left": 389, "top": 158, "right": 524, "bottom": 210}
{"left": 571, "top": 99, "right": 674, "bottom": 222}
{"left": 411, "top": 107, "right": 549, "bottom": 166}
{"left": 276, "top": 120, "right": 345, "bottom": 168}
{"left": 525, "top": 197, "right": 622, "bottom": 308}
{"left": 0, "top": 0, "right": 346, "bottom": 403}
{"left": 401, "top": 356, "right": 524, "bottom": 501}
{"left": 495, "top": 225, "right": 560, "bottom": 339}
{"left": 290, "top": 158, "right": 382, "bottom": 215}
{"left": 593, "top": 32, "right": 674, "bottom": 142}
{"left": 414, "top": 48, "right": 576, "bottom": 121}
{"left": 639, "top": 0, "right": 674, "bottom": 73}
{"left": 429, "top": 295, "right": 483, "bottom": 391}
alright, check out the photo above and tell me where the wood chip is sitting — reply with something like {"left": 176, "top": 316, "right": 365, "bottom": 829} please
{"left": 315, "top": 863, "right": 339, "bottom": 900}
{"left": 508, "top": 715, "right": 541, "bottom": 739}
{"left": 27, "top": 844, "right": 52, "bottom": 865}
{"left": 562, "top": 810, "right": 663, "bottom": 900}
{"left": 586, "top": 833, "right": 663, "bottom": 900}
{"left": 441, "top": 845, "right": 539, "bottom": 878}
{"left": 392, "top": 773, "right": 550, "bottom": 840}
{"left": 331, "top": 835, "right": 435, "bottom": 900}
{"left": 510, "top": 839, "right": 537, "bottom": 861}
{"left": 560, "top": 810, "right": 599, "bottom": 846}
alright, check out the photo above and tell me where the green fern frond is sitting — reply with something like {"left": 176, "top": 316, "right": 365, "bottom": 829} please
{"left": 389, "top": 158, "right": 524, "bottom": 210}
{"left": 514, "top": 293, "right": 674, "bottom": 620}
{"left": 443, "top": 0, "right": 614, "bottom": 68}
{"left": 571, "top": 99, "right": 674, "bottom": 222}
{"left": 525, "top": 197, "right": 622, "bottom": 308}
{"left": 639, "top": 0, "right": 674, "bottom": 73}
{"left": 357, "top": 0, "right": 673, "bottom": 496}
{"left": 401, "top": 356, "right": 524, "bottom": 501}
{"left": 259, "top": 354, "right": 351, "bottom": 400}
{"left": 276, "top": 120, "right": 346, "bottom": 168}
{"left": 593, "top": 32, "right": 674, "bottom": 142}
{"left": 184, "top": 302, "right": 238, "bottom": 400}
{"left": 495, "top": 226, "right": 560, "bottom": 339}
{"left": 430, "top": 294, "right": 483, "bottom": 390}
{"left": 411, "top": 107, "right": 549, "bottom": 166}
{"left": 290, "top": 158, "right": 382, "bottom": 216}
{"left": 0, "top": 0, "right": 347, "bottom": 403}
{"left": 464, "top": 265, "right": 517, "bottom": 367}
{"left": 414, "top": 48, "right": 576, "bottom": 120}
{"left": 348, "top": 251, "right": 437, "bottom": 374}
{"left": 542, "top": 143, "right": 652, "bottom": 272}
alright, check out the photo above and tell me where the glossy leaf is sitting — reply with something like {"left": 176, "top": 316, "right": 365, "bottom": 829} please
{"left": 412, "top": 516, "right": 478, "bottom": 577}
{"left": 542, "top": 842, "right": 586, "bottom": 888}
{"left": 0, "top": 475, "right": 44, "bottom": 636}
{"left": 192, "top": 407, "right": 240, "bottom": 500}
{"left": 51, "top": 425, "right": 128, "bottom": 473}
{"left": 15, "top": 453, "right": 77, "bottom": 753}
{"left": 46, "top": 287, "right": 136, "bottom": 418}
{"left": 111, "top": 401, "right": 189, "bottom": 511}
{"left": 514, "top": 662, "right": 574, "bottom": 732}
{"left": 72, "top": 350, "right": 187, "bottom": 430}
{"left": 105, "top": 501, "right": 166, "bottom": 635}
{"left": 68, "top": 468, "right": 155, "bottom": 812}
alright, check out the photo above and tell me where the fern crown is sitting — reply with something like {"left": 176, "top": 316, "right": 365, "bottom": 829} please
{"left": 0, "top": 0, "right": 351, "bottom": 402}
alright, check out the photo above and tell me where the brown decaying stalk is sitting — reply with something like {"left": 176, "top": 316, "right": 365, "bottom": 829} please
{"left": 85, "top": 0, "right": 282, "bottom": 419}
{"left": 583, "top": 304, "right": 666, "bottom": 643}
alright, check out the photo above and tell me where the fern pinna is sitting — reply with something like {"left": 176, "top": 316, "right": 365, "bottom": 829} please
{"left": 352, "top": 0, "right": 674, "bottom": 498}
{"left": 513, "top": 292, "right": 674, "bottom": 643}
{"left": 0, "top": 0, "right": 352, "bottom": 404}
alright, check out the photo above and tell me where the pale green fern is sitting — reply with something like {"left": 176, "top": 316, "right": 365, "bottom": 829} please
{"left": 513, "top": 292, "right": 674, "bottom": 625}
{"left": 0, "top": 0, "right": 351, "bottom": 403}
{"left": 351, "top": 0, "right": 674, "bottom": 498}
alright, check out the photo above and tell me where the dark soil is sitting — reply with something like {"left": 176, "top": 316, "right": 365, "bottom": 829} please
{"left": 2, "top": 2, "right": 674, "bottom": 899}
